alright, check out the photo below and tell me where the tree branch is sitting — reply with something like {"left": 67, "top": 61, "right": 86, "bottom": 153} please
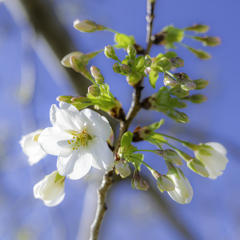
{"left": 89, "top": 1, "right": 156, "bottom": 239}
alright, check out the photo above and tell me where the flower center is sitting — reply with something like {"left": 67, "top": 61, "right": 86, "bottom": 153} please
{"left": 67, "top": 130, "right": 92, "bottom": 150}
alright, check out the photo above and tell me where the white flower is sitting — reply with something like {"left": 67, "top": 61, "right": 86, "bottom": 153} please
{"left": 38, "top": 102, "right": 114, "bottom": 180}
{"left": 19, "top": 129, "right": 47, "bottom": 166}
{"left": 167, "top": 167, "right": 193, "bottom": 204}
{"left": 33, "top": 171, "right": 65, "bottom": 207}
{"left": 195, "top": 142, "right": 228, "bottom": 180}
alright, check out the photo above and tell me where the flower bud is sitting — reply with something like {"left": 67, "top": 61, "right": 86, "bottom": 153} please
{"left": 88, "top": 85, "right": 101, "bottom": 97}
{"left": 127, "top": 59, "right": 134, "bottom": 68}
{"left": 126, "top": 73, "right": 141, "bottom": 86}
{"left": 193, "top": 79, "right": 209, "bottom": 90}
{"left": 144, "top": 58, "right": 152, "bottom": 67}
{"left": 185, "top": 24, "right": 209, "bottom": 33}
{"left": 180, "top": 79, "right": 196, "bottom": 91}
{"left": 73, "top": 19, "right": 98, "bottom": 33}
{"left": 56, "top": 95, "right": 73, "bottom": 102}
{"left": 187, "top": 158, "right": 209, "bottom": 177}
{"left": 169, "top": 57, "right": 184, "bottom": 68}
{"left": 61, "top": 52, "right": 88, "bottom": 68}
{"left": 176, "top": 111, "right": 189, "bottom": 123}
{"left": 115, "top": 160, "right": 131, "bottom": 178}
{"left": 187, "top": 47, "right": 211, "bottom": 60}
{"left": 131, "top": 170, "right": 149, "bottom": 191}
{"left": 194, "top": 36, "right": 221, "bottom": 46}
{"left": 155, "top": 149, "right": 183, "bottom": 166}
{"left": 151, "top": 170, "right": 175, "bottom": 192}
{"left": 174, "top": 72, "right": 189, "bottom": 80}
{"left": 90, "top": 66, "right": 104, "bottom": 84}
{"left": 112, "top": 62, "right": 121, "bottom": 73}
{"left": 163, "top": 74, "right": 179, "bottom": 88}
{"left": 104, "top": 45, "right": 119, "bottom": 61}
{"left": 127, "top": 45, "right": 137, "bottom": 59}
{"left": 167, "top": 167, "right": 193, "bottom": 204}
{"left": 170, "top": 86, "right": 190, "bottom": 98}
{"left": 186, "top": 94, "right": 207, "bottom": 103}
{"left": 121, "top": 64, "right": 132, "bottom": 74}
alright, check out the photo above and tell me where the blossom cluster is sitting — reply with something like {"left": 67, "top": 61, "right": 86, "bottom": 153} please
{"left": 19, "top": 18, "right": 227, "bottom": 207}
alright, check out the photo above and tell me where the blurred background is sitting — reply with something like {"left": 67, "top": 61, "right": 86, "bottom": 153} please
{"left": 0, "top": 0, "right": 239, "bottom": 239}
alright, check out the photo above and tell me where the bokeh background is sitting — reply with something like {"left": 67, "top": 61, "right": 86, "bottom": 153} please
{"left": 0, "top": 0, "right": 239, "bottom": 239}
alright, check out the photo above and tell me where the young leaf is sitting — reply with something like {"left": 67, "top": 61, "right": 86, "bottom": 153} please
{"left": 121, "top": 131, "right": 133, "bottom": 150}
{"left": 114, "top": 33, "right": 135, "bottom": 49}
{"left": 149, "top": 70, "right": 159, "bottom": 88}
{"left": 148, "top": 119, "right": 165, "bottom": 131}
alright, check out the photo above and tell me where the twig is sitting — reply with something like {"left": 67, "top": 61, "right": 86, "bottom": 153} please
{"left": 89, "top": 1, "right": 156, "bottom": 239}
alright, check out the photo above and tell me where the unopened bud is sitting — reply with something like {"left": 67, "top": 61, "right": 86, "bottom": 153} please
{"left": 73, "top": 19, "right": 98, "bottom": 33}
{"left": 176, "top": 111, "right": 189, "bottom": 123}
{"left": 88, "top": 85, "right": 100, "bottom": 97}
{"left": 127, "top": 45, "right": 137, "bottom": 59}
{"left": 115, "top": 160, "right": 131, "bottom": 178}
{"left": 151, "top": 170, "right": 175, "bottom": 192}
{"left": 170, "top": 57, "right": 184, "bottom": 68}
{"left": 90, "top": 66, "right": 104, "bottom": 84}
{"left": 187, "top": 94, "right": 207, "bottom": 103}
{"left": 187, "top": 158, "right": 209, "bottom": 177}
{"left": 56, "top": 95, "right": 73, "bottom": 102}
{"left": 164, "top": 74, "right": 179, "bottom": 88}
{"left": 112, "top": 62, "right": 121, "bottom": 73}
{"left": 188, "top": 47, "right": 211, "bottom": 60}
{"left": 61, "top": 52, "right": 88, "bottom": 68}
{"left": 121, "top": 64, "right": 132, "bottom": 74}
{"left": 131, "top": 170, "right": 149, "bottom": 191}
{"left": 126, "top": 73, "right": 141, "bottom": 86}
{"left": 127, "top": 59, "right": 134, "bottom": 68}
{"left": 185, "top": 24, "right": 209, "bottom": 33}
{"left": 180, "top": 79, "right": 196, "bottom": 91}
{"left": 104, "top": 45, "right": 119, "bottom": 61}
{"left": 194, "top": 37, "right": 221, "bottom": 47}
{"left": 170, "top": 86, "right": 190, "bottom": 98}
{"left": 144, "top": 58, "right": 152, "bottom": 67}
{"left": 174, "top": 72, "right": 189, "bottom": 80}
{"left": 193, "top": 79, "right": 209, "bottom": 90}
{"left": 156, "top": 149, "right": 183, "bottom": 166}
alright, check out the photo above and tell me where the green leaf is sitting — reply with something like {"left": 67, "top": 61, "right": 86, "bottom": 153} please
{"left": 149, "top": 133, "right": 167, "bottom": 143}
{"left": 121, "top": 131, "right": 133, "bottom": 150}
{"left": 164, "top": 52, "right": 177, "bottom": 59}
{"left": 130, "top": 153, "right": 144, "bottom": 171}
{"left": 149, "top": 70, "right": 159, "bottom": 88}
{"left": 114, "top": 33, "right": 135, "bottom": 49}
{"left": 148, "top": 119, "right": 165, "bottom": 131}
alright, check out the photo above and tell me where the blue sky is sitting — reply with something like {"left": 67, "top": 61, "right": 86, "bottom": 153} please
{"left": 0, "top": 0, "right": 239, "bottom": 239}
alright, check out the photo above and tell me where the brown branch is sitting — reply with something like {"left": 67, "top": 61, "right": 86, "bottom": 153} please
{"left": 89, "top": 1, "right": 156, "bottom": 239}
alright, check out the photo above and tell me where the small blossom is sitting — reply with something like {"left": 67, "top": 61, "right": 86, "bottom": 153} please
{"left": 167, "top": 167, "right": 193, "bottom": 204}
{"left": 33, "top": 171, "right": 65, "bottom": 207}
{"left": 38, "top": 102, "right": 114, "bottom": 180}
{"left": 194, "top": 142, "right": 228, "bottom": 179}
{"left": 131, "top": 170, "right": 149, "bottom": 191}
{"left": 115, "top": 160, "right": 131, "bottom": 178}
{"left": 19, "top": 129, "right": 47, "bottom": 166}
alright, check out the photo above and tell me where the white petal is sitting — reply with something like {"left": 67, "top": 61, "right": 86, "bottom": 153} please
{"left": 28, "top": 151, "right": 47, "bottom": 166}
{"left": 167, "top": 171, "right": 193, "bottom": 204}
{"left": 57, "top": 150, "right": 79, "bottom": 176}
{"left": 44, "top": 192, "right": 65, "bottom": 207}
{"left": 67, "top": 148, "right": 93, "bottom": 180}
{"left": 38, "top": 126, "right": 71, "bottom": 156}
{"left": 88, "top": 137, "right": 114, "bottom": 171}
{"left": 50, "top": 104, "right": 84, "bottom": 131}
{"left": 205, "top": 142, "right": 227, "bottom": 156}
{"left": 59, "top": 144, "right": 75, "bottom": 158}
{"left": 59, "top": 101, "right": 79, "bottom": 112}
{"left": 80, "top": 109, "right": 111, "bottom": 140}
